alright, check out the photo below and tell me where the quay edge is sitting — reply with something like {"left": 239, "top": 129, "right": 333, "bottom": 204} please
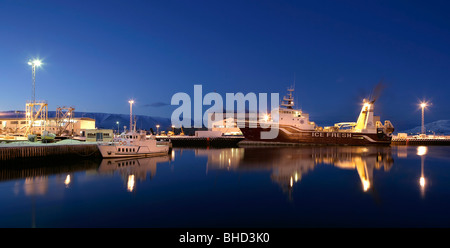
{"left": 0, "top": 143, "right": 101, "bottom": 161}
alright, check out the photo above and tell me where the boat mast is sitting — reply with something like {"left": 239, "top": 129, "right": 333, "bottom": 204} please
{"left": 281, "top": 87, "right": 295, "bottom": 109}
{"left": 128, "top": 100, "right": 134, "bottom": 132}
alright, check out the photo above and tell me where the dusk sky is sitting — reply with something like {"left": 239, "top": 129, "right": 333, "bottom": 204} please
{"left": 1, "top": 0, "right": 450, "bottom": 130}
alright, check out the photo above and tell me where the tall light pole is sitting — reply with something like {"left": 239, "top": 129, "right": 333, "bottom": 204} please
{"left": 26, "top": 59, "right": 45, "bottom": 135}
{"left": 420, "top": 102, "right": 428, "bottom": 135}
{"left": 128, "top": 100, "right": 134, "bottom": 132}
{"left": 116, "top": 121, "right": 120, "bottom": 134}
{"left": 28, "top": 59, "right": 42, "bottom": 103}
{"left": 156, "top": 124, "right": 160, "bottom": 135}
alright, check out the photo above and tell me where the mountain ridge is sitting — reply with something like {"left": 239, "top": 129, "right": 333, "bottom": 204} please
{"left": 398, "top": 120, "right": 450, "bottom": 135}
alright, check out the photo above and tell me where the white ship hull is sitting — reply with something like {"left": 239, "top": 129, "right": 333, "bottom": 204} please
{"left": 98, "top": 143, "right": 169, "bottom": 158}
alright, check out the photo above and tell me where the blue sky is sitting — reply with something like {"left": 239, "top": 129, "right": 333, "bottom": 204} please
{"left": 1, "top": 0, "right": 449, "bottom": 130}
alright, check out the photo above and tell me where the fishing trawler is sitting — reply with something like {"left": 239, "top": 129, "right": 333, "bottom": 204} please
{"left": 239, "top": 87, "right": 394, "bottom": 145}
{"left": 97, "top": 130, "right": 170, "bottom": 158}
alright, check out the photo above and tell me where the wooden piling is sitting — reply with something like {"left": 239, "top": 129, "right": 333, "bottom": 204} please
{"left": 392, "top": 137, "right": 450, "bottom": 146}
{"left": 0, "top": 144, "right": 101, "bottom": 161}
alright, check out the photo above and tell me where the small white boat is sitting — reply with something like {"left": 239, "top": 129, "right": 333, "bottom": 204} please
{"left": 97, "top": 130, "right": 170, "bottom": 158}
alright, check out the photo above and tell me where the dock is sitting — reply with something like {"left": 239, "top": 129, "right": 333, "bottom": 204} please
{"left": 0, "top": 141, "right": 100, "bottom": 161}
{"left": 392, "top": 137, "right": 450, "bottom": 146}
{"left": 0, "top": 136, "right": 244, "bottom": 161}
{"left": 238, "top": 140, "right": 316, "bottom": 147}
{"left": 4, "top": 134, "right": 449, "bottom": 161}
{"left": 156, "top": 136, "right": 244, "bottom": 147}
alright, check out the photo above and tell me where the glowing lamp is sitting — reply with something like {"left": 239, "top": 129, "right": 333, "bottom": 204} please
{"left": 28, "top": 59, "right": 42, "bottom": 67}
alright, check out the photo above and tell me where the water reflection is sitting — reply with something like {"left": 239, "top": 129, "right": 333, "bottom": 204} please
{"left": 0, "top": 158, "right": 100, "bottom": 196}
{"left": 2, "top": 145, "right": 450, "bottom": 227}
{"left": 196, "top": 146, "right": 394, "bottom": 197}
{"left": 0, "top": 155, "right": 172, "bottom": 195}
{"left": 417, "top": 146, "right": 427, "bottom": 198}
{"left": 394, "top": 145, "right": 431, "bottom": 198}
{"left": 98, "top": 155, "right": 171, "bottom": 192}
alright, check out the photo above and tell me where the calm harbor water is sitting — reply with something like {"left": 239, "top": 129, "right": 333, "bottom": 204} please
{"left": 1, "top": 145, "right": 450, "bottom": 228}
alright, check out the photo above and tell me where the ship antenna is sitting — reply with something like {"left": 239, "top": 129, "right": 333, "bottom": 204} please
{"left": 293, "top": 72, "right": 296, "bottom": 90}
{"left": 293, "top": 73, "right": 297, "bottom": 107}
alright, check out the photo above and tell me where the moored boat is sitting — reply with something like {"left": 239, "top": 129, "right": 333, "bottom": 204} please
{"left": 239, "top": 87, "right": 394, "bottom": 145}
{"left": 97, "top": 130, "right": 170, "bottom": 158}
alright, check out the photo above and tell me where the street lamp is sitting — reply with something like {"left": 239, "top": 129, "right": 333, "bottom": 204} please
{"left": 128, "top": 100, "right": 134, "bottom": 132}
{"left": 28, "top": 59, "right": 42, "bottom": 103}
{"left": 156, "top": 124, "right": 160, "bottom": 135}
{"left": 116, "top": 121, "right": 120, "bottom": 134}
{"left": 419, "top": 101, "right": 429, "bottom": 135}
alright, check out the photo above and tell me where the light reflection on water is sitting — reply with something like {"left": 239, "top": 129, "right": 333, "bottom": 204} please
{"left": 0, "top": 145, "right": 449, "bottom": 227}
{"left": 197, "top": 146, "right": 394, "bottom": 197}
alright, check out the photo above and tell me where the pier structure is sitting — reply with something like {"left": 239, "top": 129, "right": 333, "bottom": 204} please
{"left": 392, "top": 135, "right": 450, "bottom": 145}
{"left": 0, "top": 143, "right": 100, "bottom": 161}
{"left": 55, "top": 106, "right": 75, "bottom": 136}
{"left": 25, "top": 100, "right": 49, "bottom": 135}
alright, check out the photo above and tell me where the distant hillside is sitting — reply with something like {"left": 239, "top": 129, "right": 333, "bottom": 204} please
{"left": 399, "top": 120, "right": 450, "bottom": 135}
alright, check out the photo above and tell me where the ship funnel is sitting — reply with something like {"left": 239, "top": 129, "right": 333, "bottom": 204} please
{"left": 355, "top": 99, "right": 375, "bottom": 132}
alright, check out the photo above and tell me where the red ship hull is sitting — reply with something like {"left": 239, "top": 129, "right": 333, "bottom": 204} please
{"left": 239, "top": 124, "right": 392, "bottom": 145}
